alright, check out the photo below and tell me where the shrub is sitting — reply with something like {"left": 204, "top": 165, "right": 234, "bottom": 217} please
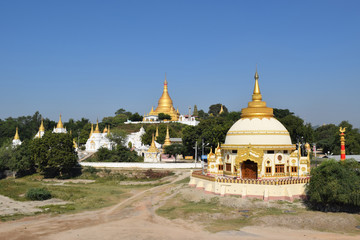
{"left": 82, "top": 166, "right": 98, "bottom": 174}
{"left": 144, "top": 169, "right": 173, "bottom": 179}
{"left": 306, "top": 159, "right": 360, "bottom": 212}
{"left": 26, "top": 188, "right": 52, "bottom": 201}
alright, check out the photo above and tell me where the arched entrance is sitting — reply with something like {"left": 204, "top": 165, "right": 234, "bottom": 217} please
{"left": 241, "top": 160, "right": 258, "bottom": 179}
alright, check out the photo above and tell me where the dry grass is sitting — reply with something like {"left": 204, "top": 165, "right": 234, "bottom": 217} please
{"left": 156, "top": 185, "right": 360, "bottom": 234}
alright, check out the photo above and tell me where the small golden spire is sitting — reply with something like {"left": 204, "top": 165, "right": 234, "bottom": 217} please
{"left": 107, "top": 125, "right": 110, "bottom": 135}
{"left": 252, "top": 70, "right": 262, "bottom": 101}
{"left": 103, "top": 125, "right": 108, "bottom": 133}
{"left": 147, "top": 134, "right": 159, "bottom": 153}
{"left": 176, "top": 108, "right": 179, "bottom": 114}
{"left": 219, "top": 105, "right": 224, "bottom": 114}
{"left": 149, "top": 106, "right": 155, "bottom": 115}
{"left": 94, "top": 119, "right": 100, "bottom": 133}
{"left": 39, "top": 118, "right": 45, "bottom": 132}
{"left": 57, "top": 114, "right": 64, "bottom": 129}
{"left": 164, "top": 72, "right": 167, "bottom": 85}
{"left": 241, "top": 70, "right": 273, "bottom": 119}
{"left": 14, "top": 127, "right": 20, "bottom": 140}
{"left": 89, "top": 124, "right": 94, "bottom": 137}
{"left": 155, "top": 125, "right": 159, "bottom": 139}
{"left": 163, "top": 125, "right": 171, "bottom": 147}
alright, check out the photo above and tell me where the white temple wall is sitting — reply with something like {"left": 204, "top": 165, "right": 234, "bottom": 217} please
{"left": 81, "top": 162, "right": 201, "bottom": 169}
{"left": 189, "top": 175, "right": 306, "bottom": 201}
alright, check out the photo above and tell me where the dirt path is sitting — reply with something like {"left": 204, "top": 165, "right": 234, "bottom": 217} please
{"left": 0, "top": 171, "right": 358, "bottom": 240}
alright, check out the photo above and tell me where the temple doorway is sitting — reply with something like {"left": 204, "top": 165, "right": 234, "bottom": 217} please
{"left": 241, "top": 160, "right": 258, "bottom": 179}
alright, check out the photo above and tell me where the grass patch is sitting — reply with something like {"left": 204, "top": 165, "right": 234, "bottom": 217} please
{"left": 0, "top": 170, "right": 165, "bottom": 221}
{"left": 174, "top": 177, "right": 190, "bottom": 185}
{"left": 156, "top": 193, "right": 307, "bottom": 233}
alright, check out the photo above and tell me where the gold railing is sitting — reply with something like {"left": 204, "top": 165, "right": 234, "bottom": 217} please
{"left": 192, "top": 170, "right": 216, "bottom": 181}
{"left": 192, "top": 170, "right": 310, "bottom": 185}
{"left": 216, "top": 177, "right": 310, "bottom": 185}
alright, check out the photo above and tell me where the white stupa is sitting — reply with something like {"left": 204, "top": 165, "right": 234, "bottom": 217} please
{"left": 85, "top": 121, "right": 113, "bottom": 152}
{"left": 52, "top": 115, "right": 67, "bottom": 134}
{"left": 34, "top": 118, "right": 45, "bottom": 138}
{"left": 12, "top": 127, "right": 22, "bottom": 147}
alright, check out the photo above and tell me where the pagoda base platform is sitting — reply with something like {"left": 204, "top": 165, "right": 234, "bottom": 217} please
{"left": 189, "top": 171, "right": 308, "bottom": 202}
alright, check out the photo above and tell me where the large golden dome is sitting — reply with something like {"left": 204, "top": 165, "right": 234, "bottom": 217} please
{"left": 223, "top": 71, "right": 293, "bottom": 150}
{"left": 155, "top": 76, "right": 174, "bottom": 113}
{"left": 149, "top": 74, "right": 179, "bottom": 121}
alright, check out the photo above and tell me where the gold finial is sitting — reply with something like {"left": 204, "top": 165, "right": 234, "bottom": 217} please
{"left": 89, "top": 124, "right": 94, "bottom": 137}
{"left": 155, "top": 125, "right": 159, "bottom": 139}
{"left": 253, "top": 70, "right": 261, "bottom": 100}
{"left": 149, "top": 106, "right": 155, "bottom": 115}
{"left": 219, "top": 105, "right": 224, "bottom": 114}
{"left": 94, "top": 119, "right": 100, "bottom": 133}
{"left": 241, "top": 70, "right": 273, "bottom": 119}
{"left": 340, "top": 127, "right": 346, "bottom": 133}
{"left": 107, "top": 125, "right": 110, "bottom": 135}
{"left": 14, "top": 127, "right": 20, "bottom": 140}
{"left": 164, "top": 72, "right": 167, "bottom": 85}
{"left": 163, "top": 125, "right": 171, "bottom": 147}
{"left": 148, "top": 134, "right": 159, "bottom": 153}
{"left": 103, "top": 125, "right": 108, "bottom": 133}
{"left": 39, "top": 118, "right": 45, "bottom": 132}
{"left": 57, "top": 114, "right": 64, "bottom": 129}
{"left": 176, "top": 108, "right": 179, "bottom": 114}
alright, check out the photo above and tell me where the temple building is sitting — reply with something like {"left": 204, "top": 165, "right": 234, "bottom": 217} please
{"left": 144, "top": 74, "right": 180, "bottom": 122}
{"left": 52, "top": 115, "right": 67, "bottom": 134}
{"left": 190, "top": 70, "right": 311, "bottom": 201}
{"left": 12, "top": 127, "right": 22, "bottom": 147}
{"left": 125, "top": 126, "right": 162, "bottom": 157}
{"left": 85, "top": 120, "right": 113, "bottom": 152}
{"left": 144, "top": 134, "right": 161, "bottom": 162}
{"left": 34, "top": 118, "right": 45, "bottom": 138}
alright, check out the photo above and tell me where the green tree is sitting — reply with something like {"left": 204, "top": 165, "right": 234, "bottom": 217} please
{"left": 208, "top": 104, "right": 228, "bottom": 116}
{"left": 182, "top": 126, "right": 198, "bottom": 156}
{"left": 273, "top": 108, "right": 294, "bottom": 119}
{"left": 0, "top": 140, "right": 12, "bottom": 172}
{"left": 193, "top": 105, "right": 199, "bottom": 116}
{"left": 333, "top": 121, "right": 360, "bottom": 155}
{"left": 164, "top": 144, "right": 185, "bottom": 161}
{"left": 277, "top": 114, "right": 314, "bottom": 144}
{"left": 314, "top": 124, "right": 337, "bottom": 154}
{"left": 197, "top": 109, "right": 208, "bottom": 119}
{"left": 129, "top": 112, "right": 143, "bottom": 121}
{"left": 8, "top": 140, "right": 35, "bottom": 177}
{"left": 90, "top": 145, "right": 143, "bottom": 162}
{"left": 158, "top": 113, "right": 171, "bottom": 120}
{"left": 30, "top": 132, "right": 78, "bottom": 177}
{"left": 108, "top": 128, "right": 127, "bottom": 146}
{"left": 115, "top": 108, "right": 132, "bottom": 117}
{"left": 306, "top": 159, "right": 360, "bottom": 212}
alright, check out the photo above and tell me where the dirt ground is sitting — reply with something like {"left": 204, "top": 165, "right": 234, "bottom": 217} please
{"left": 0, "top": 170, "right": 359, "bottom": 240}
{"left": 0, "top": 195, "right": 69, "bottom": 216}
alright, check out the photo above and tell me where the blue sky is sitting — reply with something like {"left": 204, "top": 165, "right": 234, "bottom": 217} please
{"left": 0, "top": 0, "right": 359, "bottom": 127}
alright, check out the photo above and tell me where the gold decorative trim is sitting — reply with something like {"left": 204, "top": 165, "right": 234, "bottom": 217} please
{"left": 227, "top": 130, "right": 289, "bottom": 136}
{"left": 222, "top": 144, "right": 295, "bottom": 150}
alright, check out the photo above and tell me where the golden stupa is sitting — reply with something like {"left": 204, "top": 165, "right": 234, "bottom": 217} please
{"left": 148, "top": 74, "right": 179, "bottom": 121}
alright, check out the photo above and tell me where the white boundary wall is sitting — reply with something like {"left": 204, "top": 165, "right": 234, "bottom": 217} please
{"left": 80, "top": 162, "right": 201, "bottom": 169}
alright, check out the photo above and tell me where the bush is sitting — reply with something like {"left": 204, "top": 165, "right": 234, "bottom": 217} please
{"left": 144, "top": 169, "right": 173, "bottom": 179}
{"left": 83, "top": 166, "right": 98, "bottom": 174}
{"left": 26, "top": 188, "right": 52, "bottom": 201}
{"left": 306, "top": 159, "right": 360, "bottom": 212}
